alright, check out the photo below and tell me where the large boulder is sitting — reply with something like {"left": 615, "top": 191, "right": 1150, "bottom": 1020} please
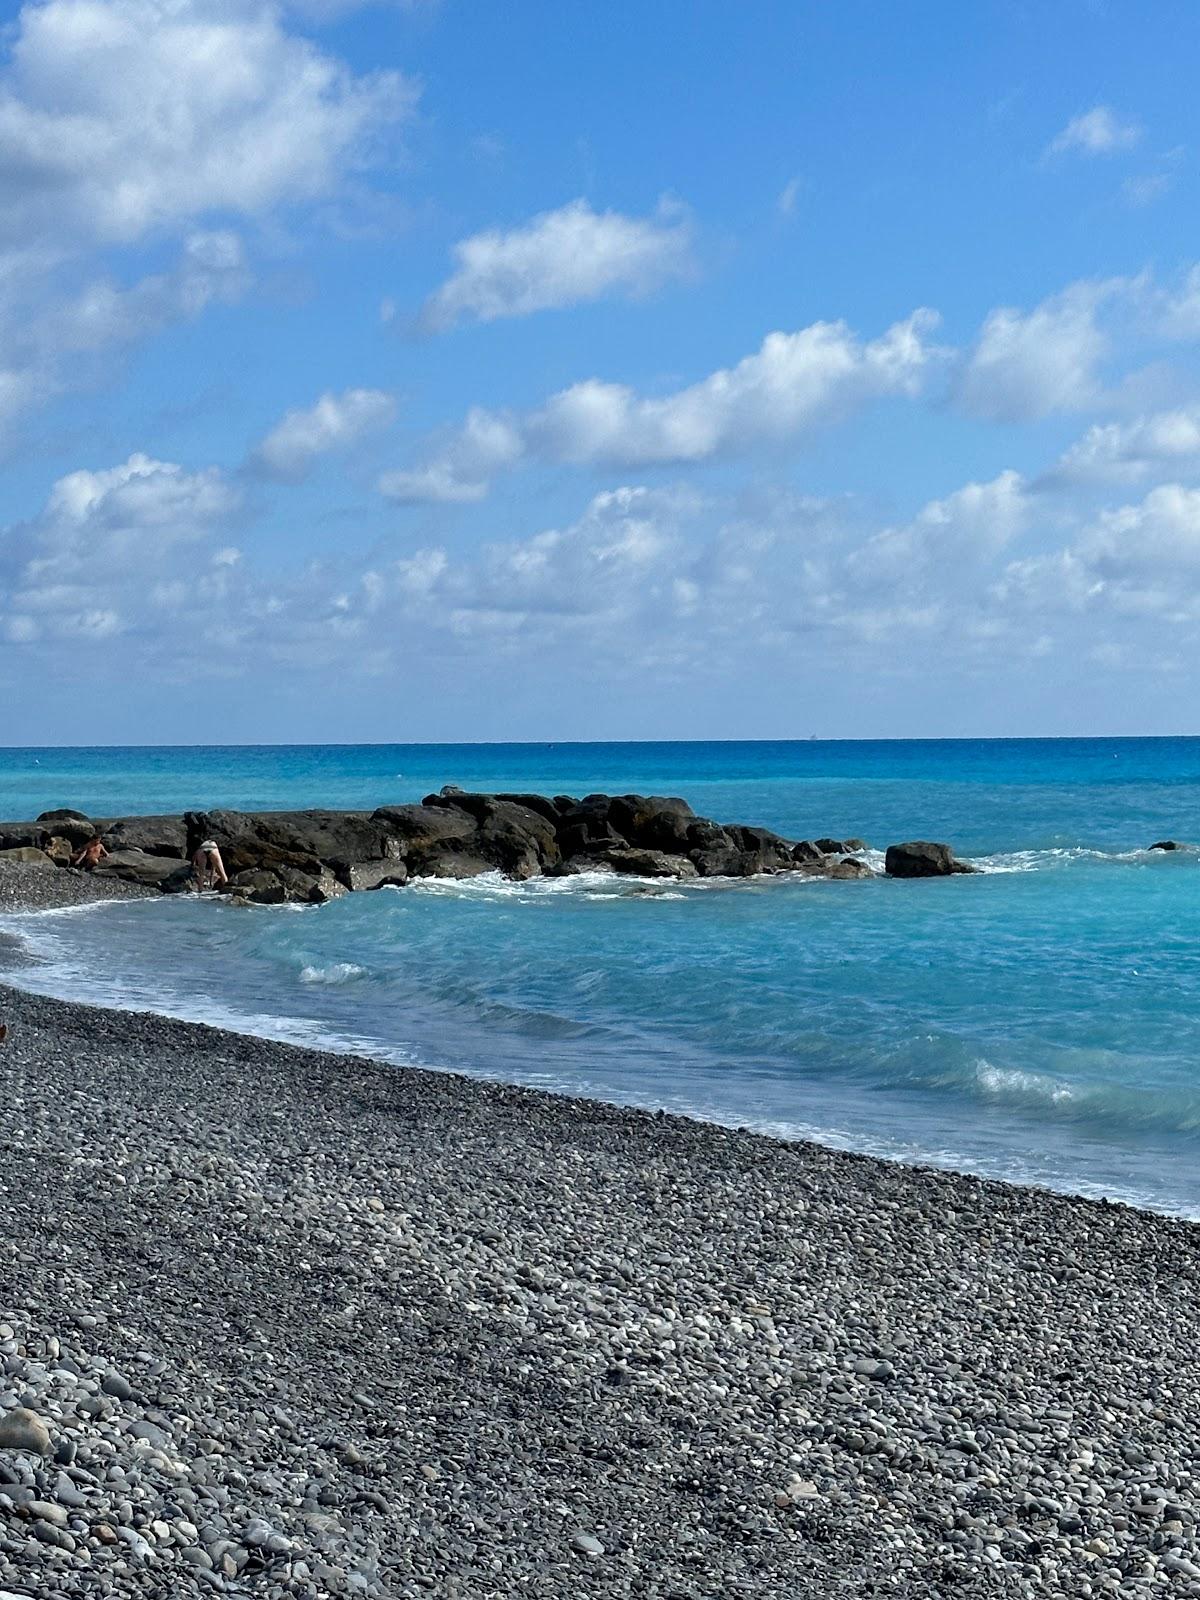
{"left": 602, "top": 848, "right": 698, "bottom": 879}
{"left": 95, "top": 850, "right": 193, "bottom": 890}
{"left": 34, "top": 815, "right": 96, "bottom": 848}
{"left": 226, "top": 869, "right": 289, "bottom": 905}
{"left": 826, "top": 857, "right": 875, "bottom": 880}
{"left": 723, "top": 824, "right": 794, "bottom": 873}
{"left": 0, "top": 846, "right": 55, "bottom": 867}
{"left": 556, "top": 795, "right": 623, "bottom": 858}
{"left": 346, "top": 860, "right": 409, "bottom": 892}
{"left": 184, "top": 810, "right": 321, "bottom": 876}
{"left": 1149, "top": 840, "right": 1186, "bottom": 851}
{"left": 0, "top": 822, "right": 46, "bottom": 851}
{"left": 493, "top": 792, "right": 563, "bottom": 826}
{"left": 884, "top": 841, "right": 976, "bottom": 878}
{"left": 37, "top": 808, "right": 90, "bottom": 824}
{"left": 607, "top": 794, "right": 696, "bottom": 852}
{"left": 101, "top": 815, "right": 188, "bottom": 858}
{"left": 372, "top": 803, "right": 480, "bottom": 875}
{"left": 420, "top": 790, "right": 561, "bottom": 878}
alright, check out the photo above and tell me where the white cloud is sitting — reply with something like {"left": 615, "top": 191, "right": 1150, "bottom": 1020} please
{"left": 379, "top": 408, "right": 524, "bottom": 503}
{"left": 1000, "top": 484, "right": 1200, "bottom": 623}
{"left": 849, "top": 471, "right": 1030, "bottom": 585}
{"left": 0, "top": 1, "right": 415, "bottom": 441}
{"left": 1084, "top": 484, "right": 1200, "bottom": 576}
{"left": 1047, "top": 106, "right": 1141, "bottom": 158}
{"left": 957, "top": 280, "right": 1124, "bottom": 422}
{"left": 1048, "top": 409, "right": 1200, "bottom": 485}
{"left": 251, "top": 388, "right": 397, "bottom": 482}
{"left": 417, "top": 199, "right": 694, "bottom": 331}
{"left": 382, "top": 310, "right": 941, "bottom": 500}
{"left": 0, "top": 453, "right": 242, "bottom": 643}
{"left": 0, "top": 0, "right": 416, "bottom": 247}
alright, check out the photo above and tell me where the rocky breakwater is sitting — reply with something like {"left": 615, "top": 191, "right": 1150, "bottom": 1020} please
{"left": 0, "top": 792, "right": 976, "bottom": 905}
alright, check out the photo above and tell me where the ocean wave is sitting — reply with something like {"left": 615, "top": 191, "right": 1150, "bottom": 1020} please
{"left": 299, "top": 961, "right": 367, "bottom": 986}
{"left": 971, "top": 844, "right": 1198, "bottom": 874}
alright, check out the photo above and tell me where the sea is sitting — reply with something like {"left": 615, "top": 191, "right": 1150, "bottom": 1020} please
{"left": 2, "top": 739, "right": 1199, "bottom": 1217}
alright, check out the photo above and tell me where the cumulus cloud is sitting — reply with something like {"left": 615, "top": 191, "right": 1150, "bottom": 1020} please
{"left": 1046, "top": 409, "right": 1200, "bottom": 486}
{"left": 0, "top": 0, "right": 414, "bottom": 440}
{"left": 251, "top": 388, "right": 397, "bottom": 482}
{"left": 848, "top": 471, "right": 1031, "bottom": 586}
{"left": 0, "top": 453, "right": 243, "bottom": 645}
{"left": 417, "top": 199, "right": 694, "bottom": 332}
{"left": 1047, "top": 106, "right": 1141, "bottom": 158}
{"left": 0, "top": 0, "right": 416, "bottom": 247}
{"left": 956, "top": 280, "right": 1126, "bottom": 423}
{"left": 382, "top": 310, "right": 942, "bottom": 501}
{"left": 1000, "top": 484, "right": 1200, "bottom": 623}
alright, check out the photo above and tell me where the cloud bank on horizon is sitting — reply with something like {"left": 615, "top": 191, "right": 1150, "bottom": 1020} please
{"left": 0, "top": 0, "right": 1198, "bottom": 741}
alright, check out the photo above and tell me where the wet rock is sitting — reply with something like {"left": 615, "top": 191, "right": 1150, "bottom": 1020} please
{"left": 345, "top": 861, "right": 408, "bottom": 892}
{"left": 884, "top": 840, "right": 977, "bottom": 877}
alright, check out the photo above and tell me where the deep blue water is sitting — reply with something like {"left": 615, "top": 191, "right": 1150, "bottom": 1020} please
{"left": 3, "top": 739, "right": 1200, "bottom": 1215}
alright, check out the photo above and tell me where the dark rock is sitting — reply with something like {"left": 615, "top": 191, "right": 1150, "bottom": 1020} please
{"left": 884, "top": 841, "right": 977, "bottom": 877}
{"left": 372, "top": 803, "right": 477, "bottom": 874}
{"left": 421, "top": 792, "right": 561, "bottom": 877}
{"left": 1149, "top": 840, "right": 1184, "bottom": 851}
{"left": 101, "top": 815, "right": 188, "bottom": 858}
{"left": 416, "top": 851, "right": 494, "bottom": 880}
{"left": 0, "top": 822, "right": 47, "bottom": 851}
{"left": 346, "top": 860, "right": 409, "bottom": 892}
{"left": 493, "top": 793, "right": 563, "bottom": 827}
{"left": 35, "top": 815, "right": 97, "bottom": 848}
{"left": 827, "top": 857, "right": 874, "bottom": 880}
{"left": 793, "top": 840, "right": 823, "bottom": 862}
{"left": 723, "top": 825, "right": 793, "bottom": 872}
{"left": 476, "top": 799, "right": 561, "bottom": 878}
{"left": 94, "top": 850, "right": 189, "bottom": 888}
{"left": 602, "top": 848, "right": 698, "bottom": 879}
{"left": 556, "top": 795, "right": 620, "bottom": 853}
{"left": 607, "top": 794, "right": 696, "bottom": 852}
{"left": 814, "top": 837, "right": 847, "bottom": 855}
{"left": 227, "top": 869, "right": 289, "bottom": 905}
{"left": 37, "top": 808, "right": 90, "bottom": 823}
{"left": 843, "top": 837, "right": 867, "bottom": 852}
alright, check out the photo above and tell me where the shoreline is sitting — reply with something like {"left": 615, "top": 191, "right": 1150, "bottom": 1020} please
{"left": 3, "top": 867, "right": 1200, "bottom": 1593}
{"left": 0, "top": 856, "right": 1192, "bottom": 1225}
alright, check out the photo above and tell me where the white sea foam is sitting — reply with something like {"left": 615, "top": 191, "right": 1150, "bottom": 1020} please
{"left": 299, "top": 962, "right": 367, "bottom": 986}
{"left": 974, "top": 1059, "right": 1075, "bottom": 1103}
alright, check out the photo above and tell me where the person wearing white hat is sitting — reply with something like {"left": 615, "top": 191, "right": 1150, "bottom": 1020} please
{"left": 191, "top": 837, "right": 228, "bottom": 893}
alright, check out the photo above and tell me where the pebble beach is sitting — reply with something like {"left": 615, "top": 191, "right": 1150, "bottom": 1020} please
{"left": 0, "top": 863, "right": 1198, "bottom": 1598}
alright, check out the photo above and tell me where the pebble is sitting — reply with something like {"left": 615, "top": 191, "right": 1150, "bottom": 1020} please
{"left": 0, "top": 1409, "right": 50, "bottom": 1456}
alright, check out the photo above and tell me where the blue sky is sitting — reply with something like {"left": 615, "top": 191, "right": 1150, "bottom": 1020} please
{"left": 2, "top": 0, "right": 1200, "bottom": 742}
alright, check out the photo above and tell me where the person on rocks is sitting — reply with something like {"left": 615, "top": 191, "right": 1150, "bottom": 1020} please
{"left": 192, "top": 839, "right": 228, "bottom": 892}
{"left": 71, "top": 835, "right": 108, "bottom": 871}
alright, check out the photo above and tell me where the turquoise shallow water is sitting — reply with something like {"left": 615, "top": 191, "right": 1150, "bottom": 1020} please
{"left": 3, "top": 739, "right": 1200, "bottom": 1215}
